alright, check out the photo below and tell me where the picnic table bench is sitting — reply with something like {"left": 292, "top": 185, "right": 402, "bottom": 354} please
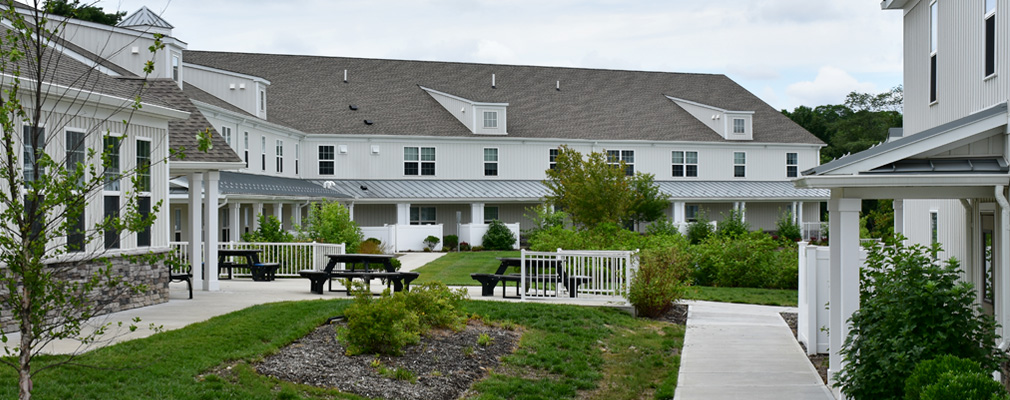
{"left": 299, "top": 254, "right": 419, "bottom": 295}
{"left": 471, "top": 257, "right": 591, "bottom": 298}
{"left": 218, "top": 249, "right": 280, "bottom": 281}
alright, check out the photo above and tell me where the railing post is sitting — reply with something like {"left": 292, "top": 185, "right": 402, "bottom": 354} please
{"left": 312, "top": 241, "right": 319, "bottom": 271}
{"left": 520, "top": 249, "right": 527, "bottom": 301}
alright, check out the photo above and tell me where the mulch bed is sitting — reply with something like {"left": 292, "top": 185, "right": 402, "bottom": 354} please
{"left": 780, "top": 311, "right": 828, "bottom": 384}
{"left": 655, "top": 303, "right": 689, "bottom": 325}
{"left": 257, "top": 319, "right": 520, "bottom": 400}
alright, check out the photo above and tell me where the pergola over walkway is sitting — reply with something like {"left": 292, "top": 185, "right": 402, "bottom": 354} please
{"left": 795, "top": 102, "right": 1010, "bottom": 399}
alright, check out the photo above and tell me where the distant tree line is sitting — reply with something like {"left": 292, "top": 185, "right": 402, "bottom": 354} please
{"left": 782, "top": 86, "right": 903, "bottom": 239}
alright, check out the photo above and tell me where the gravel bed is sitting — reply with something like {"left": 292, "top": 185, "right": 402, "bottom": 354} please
{"left": 257, "top": 320, "right": 520, "bottom": 400}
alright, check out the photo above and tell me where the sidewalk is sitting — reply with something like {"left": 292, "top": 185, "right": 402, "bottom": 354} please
{"left": 674, "top": 301, "right": 833, "bottom": 400}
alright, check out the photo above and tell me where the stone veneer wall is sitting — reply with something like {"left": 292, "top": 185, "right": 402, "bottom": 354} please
{"left": 0, "top": 251, "right": 171, "bottom": 331}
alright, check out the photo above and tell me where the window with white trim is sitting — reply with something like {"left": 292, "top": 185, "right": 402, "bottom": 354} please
{"left": 607, "top": 150, "right": 634, "bottom": 176}
{"left": 221, "top": 126, "right": 231, "bottom": 147}
{"left": 986, "top": 0, "right": 996, "bottom": 77}
{"left": 930, "top": 0, "right": 938, "bottom": 103}
{"left": 221, "top": 210, "right": 230, "bottom": 242}
{"left": 172, "top": 55, "right": 179, "bottom": 82}
{"left": 484, "top": 148, "right": 498, "bottom": 176}
{"left": 66, "top": 130, "right": 85, "bottom": 252}
{"left": 136, "top": 138, "right": 152, "bottom": 247}
{"left": 672, "top": 151, "right": 698, "bottom": 177}
{"left": 103, "top": 135, "right": 121, "bottom": 249}
{"left": 404, "top": 147, "right": 435, "bottom": 176}
{"left": 295, "top": 143, "right": 300, "bottom": 175}
{"left": 733, "top": 152, "right": 746, "bottom": 178}
{"left": 173, "top": 208, "right": 182, "bottom": 242}
{"left": 259, "top": 90, "right": 266, "bottom": 113}
{"left": 733, "top": 118, "right": 745, "bottom": 134}
{"left": 23, "top": 126, "right": 44, "bottom": 183}
{"left": 484, "top": 206, "right": 499, "bottom": 223}
{"left": 319, "top": 146, "right": 335, "bottom": 175}
{"left": 930, "top": 210, "right": 939, "bottom": 248}
{"left": 786, "top": 152, "right": 798, "bottom": 178}
{"left": 483, "top": 111, "right": 498, "bottom": 128}
{"left": 549, "top": 148, "right": 559, "bottom": 170}
{"left": 275, "top": 140, "right": 284, "bottom": 173}
{"left": 410, "top": 206, "right": 436, "bottom": 225}
{"left": 686, "top": 204, "right": 700, "bottom": 222}
{"left": 243, "top": 132, "right": 249, "bottom": 168}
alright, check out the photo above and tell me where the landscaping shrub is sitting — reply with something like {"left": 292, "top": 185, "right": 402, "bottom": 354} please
{"left": 400, "top": 282, "right": 468, "bottom": 332}
{"left": 776, "top": 211, "right": 802, "bottom": 243}
{"left": 685, "top": 211, "right": 713, "bottom": 245}
{"left": 338, "top": 286, "right": 420, "bottom": 356}
{"left": 628, "top": 246, "right": 691, "bottom": 318}
{"left": 836, "top": 236, "right": 1005, "bottom": 400}
{"left": 470, "top": 245, "right": 484, "bottom": 252}
{"left": 920, "top": 372, "right": 1009, "bottom": 400}
{"left": 905, "top": 355, "right": 992, "bottom": 400}
{"left": 692, "top": 231, "right": 792, "bottom": 289}
{"left": 459, "top": 242, "right": 471, "bottom": 251}
{"left": 339, "top": 282, "right": 469, "bottom": 355}
{"left": 482, "top": 220, "right": 516, "bottom": 250}
{"left": 443, "top": 235, "right": 459, "bottom": 250}
{"left": 523, "top": 204, "right": 568, "bottom": 244}
{"left": 715, "top": 208, "right": 749, "bottom": 238}
{"left": 358, "top": 238, "right": 383, "bottom": 254}
{"left": 296, "top": 200, "right": 364, "bottom": 252}
{"left": 424, "top": 235, "right": 440, "bottom": 250}
{"left": 645, "top": 218, "right": 681, "bottom": 237}
{"left": 241, "top": 214, "right": 293, "bottom": 243}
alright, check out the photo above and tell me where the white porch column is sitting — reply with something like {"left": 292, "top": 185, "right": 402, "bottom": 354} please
{"left": 228, "top": 202, "right": 240, "bottom": 243}
{"left": 203, "top": 171, "right": 220, "bottom": 291}
{"left": 188, "top": 172, "right": 204, "bottom": 291}
{"left": 470, "top": 202, "right": 485, "bottom": 224}
{"left": 997, "top": 186, "right": 1010, "bottom": 347}
{"left": 739, "top": 201, "right": 746, "bottom": 222}
{"left": 273, "top": 202, "right": 283, "bottom": 226}
{"left": 292, "top": 203, "right": 302, "bottom": 227}
{"left": 253, "top": 202, "right": 263, "bottom": 230}
{"left": 827, "top": 194, "right": 860, "bottom": 399}
{"left": 893, "top": 199, "right": 905, "bottom": 236}
{"left": 396, "top": 203, "right": 411, "bottom": 225}
{"left": 348, "top": 202, "right": 355, "bottom": 221}
{"left": 797, "top": 202, "right": 805, "bottom": 226}
{"left": 672, "top": 201, "right": 686, "bottom": 224}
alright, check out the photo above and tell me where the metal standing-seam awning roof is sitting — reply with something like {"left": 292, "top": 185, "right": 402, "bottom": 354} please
{"left": 171, "top": 172, "right": 351, "bottom": 199}
{"left": 655, "top": 181, "right": 830, "bottom": 201}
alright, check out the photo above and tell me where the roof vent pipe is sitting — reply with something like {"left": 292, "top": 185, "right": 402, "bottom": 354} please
{"left": 343, "top": 69, "right": 348, "bottom": 83}
{"left": 492, "top": 73, "right": 496, "bottom": 88}
{"left": 556, "top": 80, "right": 560, "bottom": 91}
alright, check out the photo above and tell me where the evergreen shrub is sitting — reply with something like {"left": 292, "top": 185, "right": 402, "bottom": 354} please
{"left": 482, "top": 220, "right": 516, "bottom": 250}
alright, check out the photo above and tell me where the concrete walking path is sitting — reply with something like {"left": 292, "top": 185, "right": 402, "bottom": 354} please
{"left": 674, "top": 301, "right": 834, "bottom": 400}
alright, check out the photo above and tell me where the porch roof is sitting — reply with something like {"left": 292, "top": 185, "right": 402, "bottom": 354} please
{"left": 172, "top": 172, "right": 351, "bottom": 199}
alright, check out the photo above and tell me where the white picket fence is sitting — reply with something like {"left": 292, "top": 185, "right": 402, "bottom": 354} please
{"left": 169, "top": 241, "right": 345, "bottom": 277}
{"left": 519, "top": 249, "right": 638, "bottom": 300}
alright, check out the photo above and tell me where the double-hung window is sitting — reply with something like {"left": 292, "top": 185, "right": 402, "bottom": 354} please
{"left": 986, "top": 0, "right": 997, "bottom": 77}
{"left": 483, "top": 111, "right": 498, "bottom": 128}
{"left": 410, "top": 206, "right": 436, "bottom": 225}
{"left": 484, "top": 206, "right": 499, "bottom": 223}
{"left": 275, "top": 140, "right": 284, "bottom": 173}
{"left": 404, "top": 147, "right": 435, "bottom": 176}
{"left": 221, "top": 126, "right": 232, "bottom": 147}
{"left": 136, "top": 139, "right": 152, "bottom": 247}
{"left": 243, "top": 132, "right": 249, "bottom": 168}
{"left": 607, "top": 150, "right": 635, "bottom": 176}
{"left": 672, "top": 151, "right": 698, "bottom": 177}
{"left": 930, "top": 0, "right": 939, "bottom": 103}
{"left": 733, "top": 152, "right": 746, "bottom": 178}
{"left": 318, "top": 145, "right": 335, "bottom": 175}
{"left": 686, "top": 204, "right": 700, "bottom": 222}
{"left": 295, "top": 143, "right": 300, "bottom": 175}
{"left": 260, "top": 136, "right": 266, "bottom": 171}
{"left": 21, "top": 126, "right": 45, "bottom": 243}
{"left": 484, "top": 148, "right": 498, "bottom": 176}
{"left": 66, "top": 130, "right": 85, "bottom": 252}
{"left": 103, "top": 135, "right": 121, "bottom": 249}
{"left": 733, "top": 118, "right": 745, "bottom": 134}
{"left": 549, "top": 148, "right": 559, "bottom": 170}
{"left": 786, "top": 152, "right": 798, "bottom": 178}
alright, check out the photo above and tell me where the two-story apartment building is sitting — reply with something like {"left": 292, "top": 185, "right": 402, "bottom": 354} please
{"left": 165, "top": 48, "right": 828, "bottom": 250}
{"left": 796, "top": 1, "right": 1010, "bottom": 396}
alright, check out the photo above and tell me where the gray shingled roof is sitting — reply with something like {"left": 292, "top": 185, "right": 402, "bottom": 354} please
{"left": 183, "top": 51, "right": 822, "bottom": 145}
{"left": 319, "top": 179, "right": 827, "bottom": 201}
{"left": 145, "top": 79, "right": 243, "bottom": 163}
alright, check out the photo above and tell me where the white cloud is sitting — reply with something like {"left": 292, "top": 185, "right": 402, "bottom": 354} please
{"left": 785, "top": 66, "right": 877, "bottom": 108}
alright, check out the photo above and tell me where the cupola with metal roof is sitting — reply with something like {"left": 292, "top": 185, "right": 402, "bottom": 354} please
{"left": 117, "top": 6, "right": 174, "bottom": 36}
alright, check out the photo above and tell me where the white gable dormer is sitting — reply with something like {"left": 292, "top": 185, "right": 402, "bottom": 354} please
{"left": 666, "top": 96, "right": 754, "bottom": 141}
{"left": 420, "top": 86, "right": 508, "bottom": 135}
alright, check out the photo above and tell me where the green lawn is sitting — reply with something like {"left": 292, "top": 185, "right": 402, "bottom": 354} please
{"left": 0, "top": 299, "right": 683, "bottom": 400}
{"left": 683, "top": 286, "right": 798, "bottom": 307}
{"left": 412, "top": 250, "right": 520, "bottom": 286}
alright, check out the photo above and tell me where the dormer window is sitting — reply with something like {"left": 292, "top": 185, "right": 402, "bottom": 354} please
{"left": 483, "top": 111, "right": 498, "bottom": 128}
{"left": 171, "top": 55, "right": 179, "bottom": 82}
{"left": 259, "top": 90, "right": 266, "bottom": 112}
{"left": 733, "top": 118, "right": 745, "bottom": 134}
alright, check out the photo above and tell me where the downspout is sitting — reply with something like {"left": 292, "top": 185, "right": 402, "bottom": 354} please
{"left": 995, "top": 185, "right": 1010, "bottom": 351}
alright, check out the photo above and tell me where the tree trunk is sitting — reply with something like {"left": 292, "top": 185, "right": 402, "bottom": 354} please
{"left": 19, "top": 286, "right": 32, "bottom": 400}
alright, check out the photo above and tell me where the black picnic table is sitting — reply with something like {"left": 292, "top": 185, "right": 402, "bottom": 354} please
{"left": 298, "top": 254, "right": 418, "bottom": 295}
{"left": 218, "top": 249, "right": 280, "bottom": 281}
{"left": 471, "top": 257, "right": 588, "bottom": 298}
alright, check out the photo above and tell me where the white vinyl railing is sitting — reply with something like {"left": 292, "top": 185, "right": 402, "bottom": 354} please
{"left": 169, "top": 241, "right": 346, "bottom": 277}
{"left": 519, "top": 249, "right": 638, "bottom": 300}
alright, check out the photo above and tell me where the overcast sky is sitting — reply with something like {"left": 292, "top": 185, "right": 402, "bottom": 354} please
{"left": 96, "top": 0, "right": 903, "bottom": 111}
